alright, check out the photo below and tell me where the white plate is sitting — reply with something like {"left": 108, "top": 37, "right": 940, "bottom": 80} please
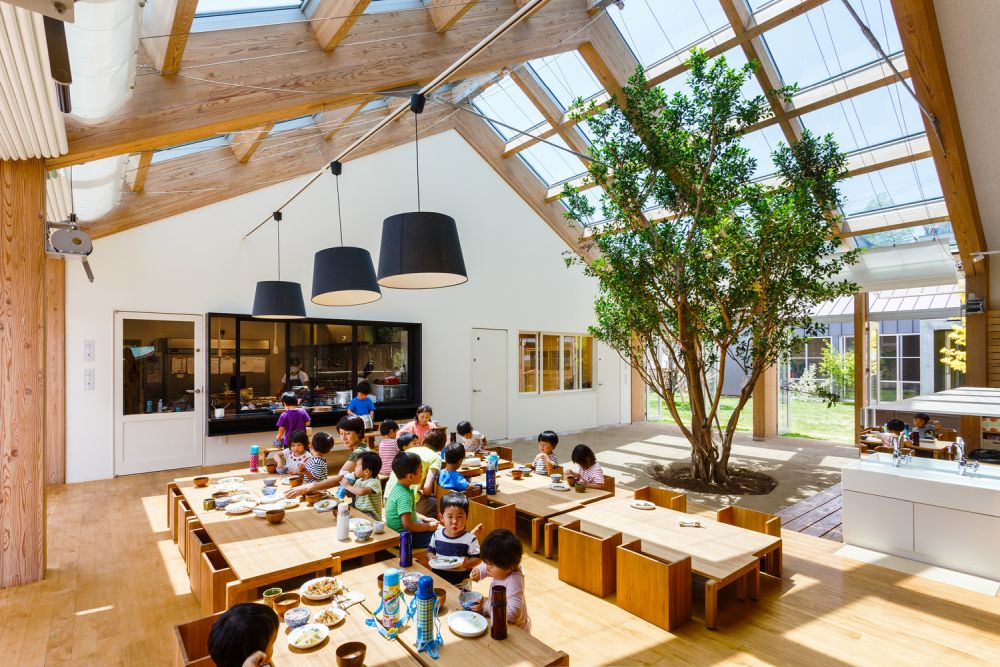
{"left": 428, "top": 556, "right": 464, "bottom": 571}
{"left": 287, "top": 623, "right": 329, "bottom": 650}
{"left": 549, "top": 483, "right": 571, "bottom": 492}
{"left": 216, "top": 476, "right": 244, "bottom": 485}
{"left": 300, "top": 576, "right": 343, "bottom": 600}
{"left": 279, "top": 498, "right": 300, "bottom": 510}
{"left": 226, "top": 503, "right": 253, "bottom": 515}
{"left": 228, "top": 494, "right": 259, "bottom": 507}
{"left": 253, "top": 502, "right": 283, "bottom": 517}
{"left": 312, "top": 607, "right": 347, "bottom": 627}
{"left": 314, "top": 499, "right": 336, "bottom": 512}
{"left": 630, "top": 500, "right": 656, "bottom": 510}
{"left": 447, "top": 611, "right": 488, "bottom": 638}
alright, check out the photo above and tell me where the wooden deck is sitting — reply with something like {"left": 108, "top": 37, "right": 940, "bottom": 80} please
{"left": 777, "top": 483, "right": 844, "bottom": 542}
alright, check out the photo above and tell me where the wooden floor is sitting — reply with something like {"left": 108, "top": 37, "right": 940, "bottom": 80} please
{"left": 4, "top": 467, "right": 1000, "bottom": 665}
{"left": 777, "top": 483, "right": 844, "bottom": 542}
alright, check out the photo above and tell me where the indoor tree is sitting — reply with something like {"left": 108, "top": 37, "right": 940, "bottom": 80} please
{"left": 563, "top": 50, "right": 859, "bottom": 485}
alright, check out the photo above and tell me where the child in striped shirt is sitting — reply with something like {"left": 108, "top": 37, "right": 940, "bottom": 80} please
{"left": 302, "top": 431, "right": 334, "bottom": 482}
{"left": 340, "top": 451, "right": 383, "bottom": 520}
{"left": 377, "top": 419, "right": 400, "bottom": 484}
{"left": 566, "top": 444, "right": 605, "bottom": 489}
{"left": 533, "top": 430, "right": 559, "bottom": 476}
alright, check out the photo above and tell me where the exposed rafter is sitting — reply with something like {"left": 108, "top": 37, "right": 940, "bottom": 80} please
{"left": 309, "top": 0, "right": 372, "bottom": 51}
{"left": 576, "top": 12, "right": 639, "bottom": 102}
{"left": 130, "top": 151, "right": 153, "bottom": 193}
{"left": 839, "top": 198, "right": 948, "bottom": 237}
{"left": 317, "top": 103, "right": 368, "bottom": 141}
{"left": 230, "top": 123, "right": 275, "bottom": 163}
{"left": 427, "top": 0, "right": 479, "bottom": 33}
{"left": 509, "top": 68, "right": 589, "bottom": 157}
{"left": 140, "top": 0, "right": 200, "bottom": 75}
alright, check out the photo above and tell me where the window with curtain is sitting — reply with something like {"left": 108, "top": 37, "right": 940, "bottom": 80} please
{"left": 520, "top": 331, "right": 595, "bottom": 394}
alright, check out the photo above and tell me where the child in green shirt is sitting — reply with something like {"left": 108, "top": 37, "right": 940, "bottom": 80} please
{"left": 384, "top": 451, "right": 438, "bottom": 548}
{"left": 340, "top": 451, "right": 383, "bottom": 520}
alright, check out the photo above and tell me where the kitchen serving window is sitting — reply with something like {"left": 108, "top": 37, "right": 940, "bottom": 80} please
{"left": 519, "top": 331, "right": 594, "bottom": 394}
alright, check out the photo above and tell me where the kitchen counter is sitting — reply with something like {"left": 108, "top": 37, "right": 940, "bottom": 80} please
{"left": 206, "top": 402, "right": 419, "bottom": 437}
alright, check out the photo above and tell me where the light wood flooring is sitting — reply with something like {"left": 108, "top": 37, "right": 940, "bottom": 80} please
{"left": 3, "top": 465, "right": 1000, "bottom": 665}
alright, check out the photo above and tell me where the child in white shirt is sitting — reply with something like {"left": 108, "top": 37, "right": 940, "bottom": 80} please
{"left": 456, "top": 420, "right": 488, "bottom": 453}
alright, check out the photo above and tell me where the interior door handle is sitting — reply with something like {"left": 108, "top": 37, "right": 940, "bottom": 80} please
{"left": 472, "top": 389, "right": 482, "bottom": 393}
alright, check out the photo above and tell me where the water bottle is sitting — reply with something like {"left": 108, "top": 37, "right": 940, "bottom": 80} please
{"left": 399, "top": 529, "right": 413, "bottom": 567}
{"left": 415, "top": 575, "right": 440, "bottom": 654}
{"left": 490, "top": 584, "right": 508, "bottom": 639}
{"left": 249, "top": 445, "right": 260, "bottom": 473}
{"left": 335, "top": 473, "right": 355, "bottom": 500}
{"left": 380, "top": 568, "right": 403, "bottom": 630}
{"left": 336, "top": 502, "right": 350, "bottom": 541}
{"left": 486, "top": 454, "right": 497, "bottom": 495}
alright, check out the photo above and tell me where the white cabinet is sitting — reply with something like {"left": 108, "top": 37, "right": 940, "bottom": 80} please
{"left": 842, "top": 490, "right": 913, "bottom": 553}
{"left": 913, "top": 504, "right": 1000, "bottom": 580}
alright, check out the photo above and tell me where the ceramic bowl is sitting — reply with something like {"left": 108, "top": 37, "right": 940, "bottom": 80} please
{"left": 261, "top": 486, "right": 278, "bottom": 497}
{"left": 288, "top": 475, "right": 304, "bottom": 488}
{"left": 305, "top": 492, "right": 324, "bottom": 506}
{"left": 434, "top": 587, "right": 447, "bottom": 612}
{"left": 266, "top": 508, "right": 286, "bottom": 524}
{"left": 265, "top": 462, "right": 278, "bottom": 473}
{"left": 401, "top": 573, "right": 421, "bottom": 595}
{"left": 373, "top": 520, "right": 385, "bottom": 534}
{"left": 273, "top": 593, "right": 301, "bottom": 617}
{"left": 213, "top": 496, "right": 233, "bottom": 509}
{"left": 353, "top": 523, "right": 373, "bottom": 540}
{"left": 193, "top": 476, "right": 209, "bottom": 488}
{"left": 335, "top": 641, "right": 366, "bottom": 667}
{"left": 283, "top": 606, "right": 311, "bottom": 629}
{"left": 459, "top": 590, "right": 483, "bottom": 611}
{"left": 511, "top": 469, "right": 523, "bottom": 480}
{"left": 262, "top": 477, "right": 278, "bottom": 487}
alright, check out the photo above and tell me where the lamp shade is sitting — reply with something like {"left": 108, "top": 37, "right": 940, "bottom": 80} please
{"left": 311, "top": 246, "right": 382, "bottom": 306}
{"left": 377, "top": 211, "right": 468, "bottom": 289}
{"left": 252, "top": 280, "right": 306, "bottom": 319}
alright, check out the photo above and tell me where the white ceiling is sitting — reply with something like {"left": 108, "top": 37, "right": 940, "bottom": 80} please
{"left": 933, "top": 0, "right": 1000, "bottom": 252}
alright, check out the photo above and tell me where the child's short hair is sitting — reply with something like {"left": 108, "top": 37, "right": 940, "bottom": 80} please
{"left": 423, "top": 428, "right": 446, "bottom": 452}
{"left": 357, "top": 380, "right": 372, "bottom": 395}
{"left": 281, "top": 391, "right": 298, "bottom": 406}
{"left": 571, "top": 444, "right": 596, "bottom": 468}
{"left": 415, "top": 404, "right": 433, "bottom": 418}
{"left": 380, "top": 419, "right": 399, "bottom": 436}
{"left": 538, "top": 430, "right": 559, "bottom": 447}
{"left": 208, "top": 603, "right": 279, "bottom": 667}
{"left": 397, "top": 432, "right": 418, "bottom": 450}
{"left": 337, "top": 415, "right": 366, "bottom": 438}
{"left": 392, "top": 451, "right": 422, "bottom": 479}
{"left": 913, "top": 412, "right": 930, "bottom": 424}
{"left": 456, "top": 421, "right": 473, "bottom": 436}
{"left": 290, "top": 430, "right": 309, "bottom": 447}
{"left": 443, "top": 443, "right": 466, "bottom": 465}
{"left": 440, "top": 492, "right": 469, "bottom": 515}
{"left": 311, "top": 431, "right": 334, "bottom": 454}
{"left": 359, "top": 451, "right": 382, "bottom": 477}
{"left": 885, "top": 418, "right": 906, "bottom": 433}
{"left": 480, "top": 528, "right": 522, "bottom": 570}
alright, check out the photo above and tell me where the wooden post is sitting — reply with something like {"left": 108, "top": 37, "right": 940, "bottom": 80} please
{"left": 45, "top": 259, "right": 65, "bottom": 485}
{"left": 961, "top": 264, "right": 989, "bottom": 449}
{"left": 854, "top": 292, "right": 869, "bottom": 444}
{"left": 630, "top": 365, "right": 645, "bottom": 423}
{"left": 752, "top": 365, "right": 777, "bottom": 441}
{"left": 0, "top": 158, "right": 48, "bottom": 587}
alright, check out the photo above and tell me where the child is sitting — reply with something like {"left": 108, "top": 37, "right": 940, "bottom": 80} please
{"left": 470, "top": 528, "right": 530, "bottom": 631}
{"left": 427, "top": 493, "right": 482, "bottom": 586}
{"left": 284, "top": 427, "right": 362, "bottom": 498}
{"left": 565, "top": 444, "right": 605, "bottom": 489}
{"left": 377, "top": 419, "right": 400, "bottom": 482}
{"left": 397, "top": 431, "right": 418, "bottom": 451}
{"left": 437, "top": 443, "right": 482, "bottom": 496}
{"left": 340, "top": 451, "right": 384, "bottom": 520}
{"left": 271, "top": 429, "right": 311, "bottom": 474}
{"left": 415, "top": 428, "right": 448, "bottom": 515}
{"left": 876, "top": 418, "right": 907, "bottom": 447}
{"left": 398, "top": 404, "right": 437, "bottom": 444}
{"left": 347, "top": 380, "right": 376, "bottom": 426}
{"left": 274, "top": 391, "right": 310, "bottom": 449}
{"left": 911, "top": 412, "right": 938, "bottom": 441}
{"left": 456, "top": 421, "right": 488, "bottom": 453}
{"left": 207, "top": 602, "right": 279, "bottom": 667}
{"left": 533, "top": 430, "right": 559, "bottom": 476}
{"left": 385, "top": 451, "right": 438, "bottom": 548}
{"left": 303, "top": 430, "right": 334, "bottom": 482}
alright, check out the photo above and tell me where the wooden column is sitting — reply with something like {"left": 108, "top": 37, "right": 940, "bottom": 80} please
{"left": 854, "top": 292, "right": 869, "bottom": 444}
{"left": 961, "top": 264, "right": 989, "bottom": 449}
{"left": 45, "top": 259, "right": 65, "bottom": 485}
{"left": 752, "top": 365, "right": 777, "bottom": 441}
{"left": 630, "top": 363, "right": 646, "bottom": 423}
{"left": 0, "top": 158, "right": 47, "bottom": 587}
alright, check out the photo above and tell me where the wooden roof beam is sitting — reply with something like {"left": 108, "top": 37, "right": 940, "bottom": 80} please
{"left": 509, "top": 68, "right": 589, "bottom": 157}
{"left": 229, "top": 123, "right": 275, "bottom": 163}
{"left": 140, "top": 0, "right": 199, "bottom": 75}
{"left": 309, "top": 0, "right": 371, "bottom": 51}
{"left": 839, "top": 199, "right": 949, "bottom": 236}
{"left": 427, "top": 0, "right": 479, "bottom": 33}
{"left": 130, "top": 151, "right": 153, "bottom": 193}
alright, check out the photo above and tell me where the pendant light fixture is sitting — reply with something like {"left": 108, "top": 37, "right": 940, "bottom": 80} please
{"left": 311, "top": 161, "right": 382, "bottom": 306}
{"left": 377, "top": 93, "right": 468, "bottom": 289}
{"left": 252, "top": 211, "right": 306, "bottom": 319}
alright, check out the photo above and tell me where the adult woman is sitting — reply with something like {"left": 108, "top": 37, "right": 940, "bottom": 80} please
{"left": 284, "top": 416, "right": 367, "bottom": 498}
{"left": 280, "top": 357, "right": 309, "bottom": 388}
{"left": 398, "top": 404, "right": 437, "bottom": 444}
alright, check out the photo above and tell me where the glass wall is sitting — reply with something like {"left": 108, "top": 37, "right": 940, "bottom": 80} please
{"left": 122, "top": 318, "right": 196, "bottom": 414}
{"left": 357, "top": 325, "right": 410, "bottom": 403}
{"left": 878, "top": 333, "right": 920, "bottom": 400}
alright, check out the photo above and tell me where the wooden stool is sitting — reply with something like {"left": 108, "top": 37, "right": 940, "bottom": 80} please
{"left": 174, "top": 611, "right": 222, "bottom": 667}
{"left": 616, "top": 540, "right": 691, "bottom": 631}
{"left": 468, "top": 495, "right": 516, "bottom": 537}
{"left": 557, "top": 520, "right": 621, "bottom": 597}
{"left": 717, "top": 505, "right": 782, "bottom": 577}
{"left": 634, "top": 485, "right": 687, "bottom": 512}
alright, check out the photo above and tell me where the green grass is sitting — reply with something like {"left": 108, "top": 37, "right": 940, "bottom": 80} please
{"left": 647, "top": 393, "right": 854, "bottom": 444}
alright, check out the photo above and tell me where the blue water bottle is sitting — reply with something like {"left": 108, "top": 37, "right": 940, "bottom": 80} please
{"left": 399, "top": 529, "right": 413, "bottom": 567}
{"left": 486, "top": 455, "right": 497, "bottom": 495}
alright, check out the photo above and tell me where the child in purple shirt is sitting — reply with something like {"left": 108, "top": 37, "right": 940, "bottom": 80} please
{"left": 274, "top": 392, "right": 310, "bottom": 448}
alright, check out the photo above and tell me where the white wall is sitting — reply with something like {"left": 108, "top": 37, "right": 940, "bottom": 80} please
{"left": 65, "top": 130, "right": 627, "bottom": 482}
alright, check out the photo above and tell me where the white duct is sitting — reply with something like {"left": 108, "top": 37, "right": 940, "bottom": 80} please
{"left": 45, "top": 167, "right": 72, "bottom": 221}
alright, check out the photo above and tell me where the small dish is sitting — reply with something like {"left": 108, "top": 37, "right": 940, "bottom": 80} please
{"left": 273, "top": 592, "right": 300, "bottom": 617}
{"left": 226, "top": 502, "right": 253, "bottom": 515}
{"left": 630, "top": 500, "right": 656, "bottom": 510}
{"left": 510, "top": 470, "right": 523, "bottom": 480}
{"left": 193, "top": 476, "right": 209, "bottom": 488}
{"left": 287, "top": 623, "right": 328, "bottom": 649}
{"left": 228, "top": 494, "right": 259, "bottom": 506}
{"left": 314, "top": 499, "right": 336, "bottom": 512}
{"left": 373, "top": 520, "right": 385, "bottom": 534}
{"left": 313, "top": 607, "right": 347, "bottom": 627}
{"left": 262, "top": 477, "right": 278, "bottom": 487}
{"left": 284, "top": 606, "right": 311, "bottom": 630}
{"left": 266, "top": 508, "right": 285, "bottom": 524}
{"left": 459, "top": 590, "right": 483, "bottom": 611}
{"left": 287, "top": 475, "right": 304, "bottom": 487}
{"left": 213, "top": 496, "right": 233, "bottom": 509}
{"left": 300, "top": 576, "right": 343, "bottom": 601}
{"left": 216, "top": 476, "right": 244, "bottom": 485}
{"left": 353, "top": 523, "right": 374, "bottom": 541}
{"left": 335, "top": 641, "right": 366, "bottom": 667}
{"left": 348, "top": 518, "right": 371, "bottom": 531}
{"left": 549, "top": 482, "right": 571, "bottom": 492}
{"left": 434, "top": 587, "right": 447, "bottom": 613}
{"left": 428, "top": 556, "right": 464, "bottom": 571}
{"left": 305, "top": 492, "right": 324, "bottom": 506}
{"left": 280, "top": 498, "right": 299, "bottom": 510}
{"left": 401, "top": 573, "right": 421, "bottom": 595}
{"left": 447, "top": 611, "right": 488, "bottom": 638}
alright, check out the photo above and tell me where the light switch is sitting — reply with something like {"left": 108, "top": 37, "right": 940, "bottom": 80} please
{"left": 84, "top": 368, "right": 95, "bottom": 391}
{"left": 83, "top": 339, "right": 95, "bottom": 362}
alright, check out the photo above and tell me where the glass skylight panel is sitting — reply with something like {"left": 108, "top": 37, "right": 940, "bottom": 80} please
{"left": 854, "top": 221, "right": 956, "bottom": 249}
{"left": 196, "top": 0, "right": 301, "bottom": 16}
{"left": 519, "top": 135, "right": 586, "bottom": 186}
{"left": 656, "top": 48, "right": 763, "bottom": 105}
{"left": 838, "top": 158, "right": 942, "bottom": 216}
{"left": 761, "top": 0, "right": 902, "bottom": 89}
{"left": 270, "top": 115, "right": 316, "bottom": 133}
{"left": 741, "top": 125, "right": 786, "bottom": 178}
{"left": 566, "top": 187, "right": 609, "bottom": 227}
{"left": 799, "top": 81, "right": 924, "bottom": 152}
{"left": 151, "top": 136, "right": 231, "bottom": 164}
{"left": 472, "top": 76, "right": 545, "bottom": 141}
{"left": 528, "top": 53, "right": 604, "bottom": 110}
{"left": 607, "top": 0, "right": 728, "bottom": 69}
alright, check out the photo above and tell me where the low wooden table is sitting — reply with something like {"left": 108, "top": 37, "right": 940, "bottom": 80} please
{"left": 543, "top": 495, "right": 781, "bottom": 630}
{"left": 337, "top": 558, "right": 569, "bottom": 666}
{"left": 859, "top": 436, "right": 955, "bottom": 459}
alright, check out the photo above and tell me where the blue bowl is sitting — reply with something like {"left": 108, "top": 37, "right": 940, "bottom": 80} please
{"left": 262, "top": 477, "right": 278, "bottom": 487}
{"left": 284, "top": 607, "right": 311, "bottom": 629}
{"left": 459, "top": 590, "right": 483, "bottom": 611}
{"left": 262, "top": 486, "right": 278, "bottom": 496}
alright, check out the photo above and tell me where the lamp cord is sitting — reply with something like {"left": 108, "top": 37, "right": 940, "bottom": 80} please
{"left": 276, "top": 216, "right": 281, "bottom": 280}
{"left": 414, "top": 110, "right": 421, "bottom": 212}
{"left": 335, "top": 173, "right": 344, "bottom": 246}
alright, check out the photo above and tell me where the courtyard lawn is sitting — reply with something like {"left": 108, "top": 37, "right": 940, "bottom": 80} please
{"left": 648, "top": 394, "right": 855, "bottom": 444}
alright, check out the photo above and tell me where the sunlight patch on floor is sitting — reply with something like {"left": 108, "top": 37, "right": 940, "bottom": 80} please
{"left": 644, "top": 434, "right": 694, "bottom": 447}
{"left": 728, "top": 443, "right": 797, "bottom": 461}
{"left": 141, "top": 494, "right": 167, "bottom": 533}
{"left": 157, "top": 539, "right": 193, "bottom": 596}
{"left": 598, "top": 448, "right": 688, "bottom": 468}
{"left": 817, "top": 455, "right": 858, "bottom": 469}
{"left": 834, "top": 545, "right": 1000, "bottom": 596}
{"left": 75, "top": 605, "right": 114, "bottom": 616}
{"left": 620, "top": 440, "right": 688, "bottom": 456}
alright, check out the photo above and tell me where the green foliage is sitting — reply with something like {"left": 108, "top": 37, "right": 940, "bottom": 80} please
{"left": 818, "top": 344, "right": 854, "bottom": 403}
{"left": 940, "top": 322, "right": 966, "bottom": 374}
{"left": 562, "top": 50, "right": 860, "bottom": 483}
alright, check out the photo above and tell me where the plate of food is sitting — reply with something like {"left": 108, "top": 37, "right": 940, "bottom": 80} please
{"left": 428, "top": 556, "right": 464, "bottom": 571}
{"left": 217, "top": 483, "right": 251, "bottom": 495}
{"left": 313, "top": 607, "right": 347, "bottom": 627}
{"left": 252, "top": 502, "right": 283, "bottom": 517}
{"left": 226, "top": 502, "right": 254, "bottom": 515}
{"left": 279, "top": 498, "right": 300, "bottom": 510}
{"left": 630, "top": 500, "right": 656, "bottom": 511}
{"left": 314, "top": 499, "right": 336, "bottom": 512}
{"left": 287, "top": 623, "right": 329, "bottom": 650}
{"left": 447, "top": 611, "right": 488, "bottom": 638}
{"left": 348, "top": 518, "right": 371, "bottom": 531}
{"left": 549, "top": 482, "right": 571, "bottom": 492}
{"left": 215, "top": 476, "right": 244, "bottom": 485}
{"left": 300, "top": 576, "right": 343, "bottom": 601}
{"left": 227, "top": 494, "right": 259, "bottom": 507}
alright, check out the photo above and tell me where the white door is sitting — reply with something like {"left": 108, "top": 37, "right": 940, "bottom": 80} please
{"left": 115, "top": 312, "right": 205, "bottom": 475}
{"left": 597, "top": 342, "right": 621, "bottom": 426}
{"left": 471, "top": 329, "right": 507, "bottom": 440}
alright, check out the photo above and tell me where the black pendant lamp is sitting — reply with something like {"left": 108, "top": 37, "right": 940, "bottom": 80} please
{"left": 252, "top": 211, "right": 306, "bottom": 319}
{"left": 311, "top": 161, "right": 382, "bottom": 306}
{"left": 377, "top": 93, "right": 468, "bottom": 289}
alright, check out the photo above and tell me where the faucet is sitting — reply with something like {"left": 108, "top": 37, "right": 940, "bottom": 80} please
{"left": 891, "top": 435, "right": 911, "bottom": 467}
{"left": 950, "top": 437, "right": 980, "bottom": 476}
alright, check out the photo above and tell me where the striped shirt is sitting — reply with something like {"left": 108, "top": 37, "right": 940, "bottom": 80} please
{"left": 533, "top": 452, "right": 558, "bottom": 476}
{"left": 429, "top": 527, "right": 479, "bottom": 585}
{"left": 304, "top": 455, "right": 328, "bottom": 482}
{"left": 378, "top": 437, "right": 399, "bottom": 476}
{"left": 352, "top": 477, "right": 383, "bottom": 520}
{"left": 574, "top": 462, "right": 605, "bottom": 485}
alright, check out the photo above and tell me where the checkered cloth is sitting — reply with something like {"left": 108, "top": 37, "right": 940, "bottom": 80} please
{"left": 415, "top": 594, "right": 443, "bottom": 659}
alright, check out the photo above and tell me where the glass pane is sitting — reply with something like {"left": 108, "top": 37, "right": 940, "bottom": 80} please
{"left": 742, "top": 125, "right": 787, "bottom": 178}
{"left": 880, "top": 382, "right": 898, "bottom": 402}
{"left": 806, "top": 337, "right": 830, "bottom": 359}
{"left": 657, "top": 47, "right": 763, "bottom": 104}
{"left": 838, "top": 158, "right": 942, "bottom": 216}
{"left": 208, "top": 316, "right": 237, "bottom": 416}
{"left": 472, "top": 75, "right": 546, "bottom": 141}
{"left": 580, "top": 336, "right": 594, "bottom": 389}
{"left": 901, "top": 382, "right": 921, "bottom": 399}
{"left": 238, "top": 320, "right": 286, "bottom": 407}
{"left": 528, "top": 52, "right": 604, "bottom": 109}
{"left": 151, "top": 136, "right": 230, "bottom": 164}
{"left": 196, "top": 0, "right": 300, "bottom": 16}
{"left": 900, "top": 334, "right": 920, "bottom": 357}
{"left": 606, "top": 0, "right": 728, "bottom": 69}
{"left": 879, "top": 357, "right": 898, "bottom": 381}
{"left": 855, "top": 221, "right": 956, "bottom": 249}
{"left": 562, "top": 335, "right": 578, "bottom": 390}
{"left": 519, "top": 135, "right": 586, "bottom": 186}
{"left": 842, "top": 336, "right": 855, "bottom": 355}
{"left": 790, "top": 339, "right": 805, "bottom": 356}
{"left": 519, "top": 333, "right": 538, "bottom": 393}
{"left": 901, "top": 358, "right": 920, "bottom": 383}
{"left": 123, "top": 318, "right": 196, "bottom": 415}
{"left": 289, "top": 323, "right": 315, "bottom": 393}
{"left": 313, "top": 323, "right": 355, "bottom": 403}
{"left": 566, "top": 186, "right": 609, "bottom": 226}
{"left": 800, "top": 82, "right": 923, "bottom": 153}
{"left": 542, "top": 334, "right": 561, "bottom": 392}
{"left": 357, "top": 325, "right": 410, "bottom": 404}
{"left": 879, "top": 335, "right": 897, "bottom": 357}
{"left": 790, "top": 360, "right": 805, "bottom": 378}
